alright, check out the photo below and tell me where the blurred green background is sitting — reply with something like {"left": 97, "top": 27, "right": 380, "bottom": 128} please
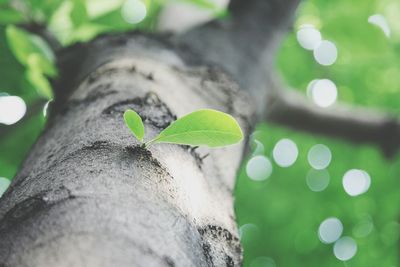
{"left": 0, "top": 0, "right": 399, "bottom": 266}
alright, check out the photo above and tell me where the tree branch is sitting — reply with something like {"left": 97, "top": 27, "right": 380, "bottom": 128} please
{"left": 180, "top": 0, "right": 400, "bottom": 158}
{"left": 176, "top": 0, "right": 301, "bottom": 114}
{"left": 265, "top": 83, "right": 400, "bottom": 158}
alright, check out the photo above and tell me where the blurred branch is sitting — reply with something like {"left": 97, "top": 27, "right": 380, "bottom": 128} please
{"left": 181, "top": 0, "right": 400, "bottom": 158}
{"left": 265, "top": 82, "right": 400, "bottom": 158}
{"left": 228, "top": 0, "right": 300, "bottom": 26}
{"left": 176, "top": 0, "right": 300, "bottom": 107}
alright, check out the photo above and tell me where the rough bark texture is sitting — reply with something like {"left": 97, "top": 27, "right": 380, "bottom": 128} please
{"left": 0, "top": 34, "right": 254, "bottom": 266}
{"left": 0, "top": 0, "right": 305, "bottom": 265}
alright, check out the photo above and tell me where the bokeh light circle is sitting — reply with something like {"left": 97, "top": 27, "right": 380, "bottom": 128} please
{"left": 246, "top": 155, "right": 273, "bottom": 181}
{"left": 251, "top": 139, "right": 265, "bottom": 156}
{"left": 307, "top": 144, "right": 332, "bottom": 169}
{"left": 310, "top": 79, "right": 337, "bottom": 107}
{"left": 333, "top": 237, "right": 357, "bottom": 261}
{"left": 239, "top": 223, "right": 260, "bottom": 246}
{"left": 342, "top": 169, "right": 371, "bottom": 196}
{"left": 368, "top": 14, "right": 390, "bottom": 37}
{"left": 318, "top": 217, "right": 343, "bottom": 244}
{"left": 306, "top": 169, "right": 330, "bottom": 192}
{"left": 121, "top": 0, "right": 147, "bottom": 24}
{"left": 313, "top": 40, "right": 338, "bottom": 66}
{"left": 272, "top": 138, "right": 298, "bottom": 167}
{"left": 353, "top": 216, "right": 374, "bottom": 238}
{"left": 296, "top": 24, "right": 322, "bottom": 50}
{"left": 0, "top": 96, "right": 27, "bottom": 125}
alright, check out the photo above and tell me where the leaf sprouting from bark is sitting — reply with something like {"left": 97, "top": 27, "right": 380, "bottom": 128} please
{"left": 124, "top": 109, "right": 145, "bottom": 142}
{"left": 147, "top": 109, "right": 243, "bottom": 148}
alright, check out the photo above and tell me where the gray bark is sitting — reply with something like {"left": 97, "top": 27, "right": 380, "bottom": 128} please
{"left": 0, "top": 0, "right": 304, "bottom": 266}
{"left": 0, "top": 34, "right": 254, "bottom": 266}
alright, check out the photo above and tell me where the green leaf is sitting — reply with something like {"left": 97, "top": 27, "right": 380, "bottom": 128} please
{"left": 25, "top": 68, "right": 53, "bottom": 99}
{"left": 124, "top": 109, "right": 145, "bottom": 142}
{"left": 5, "top": 26, "right": 56, "bottom": 99}
{"left": 5, "top": 25, "right": 55, "bottom": 66}
{"left": 70, "top": 0, "right": 89, "bottom": 27}
{"left": 150, "top": 109, "right": 243, "bottom": 148}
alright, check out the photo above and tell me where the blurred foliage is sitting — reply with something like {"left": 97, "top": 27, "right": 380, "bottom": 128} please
{"left": 236, "top": 0, "right": 400, "bottom": 266}
{"left": 0, "top": 0, "right": 399, "bottom": 267}
{"left": 277, "top": 0, "right": 400, "bottom": 110}
{"left": 236, "top": 125, "right": 400, "bottom": 267}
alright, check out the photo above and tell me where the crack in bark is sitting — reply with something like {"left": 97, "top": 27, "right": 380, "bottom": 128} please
{"left": 102, "top": 92, "right": 177, "bottom": 129}
{"left": 0, "top": 190, "right": 75, "bottom": 232}
{"left": 85, "top": 64, "right": 156, "bottom": 86}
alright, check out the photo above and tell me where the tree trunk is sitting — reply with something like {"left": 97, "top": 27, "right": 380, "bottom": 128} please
{"left": 0, "top": 0, "right": 304, "bottom": 264}
{"left": 0, "top": 33, "right": 254, "bottom": 266}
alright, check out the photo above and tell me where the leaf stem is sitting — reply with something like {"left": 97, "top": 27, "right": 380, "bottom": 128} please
{"left": 144, "top": 138, "right": 157, "bottom": 148}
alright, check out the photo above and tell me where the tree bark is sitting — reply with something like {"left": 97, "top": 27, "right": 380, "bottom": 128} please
{"left": 0, "top": 0, "right": 302, "bottom": 265}
{"left": 0, "top": 33, "right": 254, "bottom": 266}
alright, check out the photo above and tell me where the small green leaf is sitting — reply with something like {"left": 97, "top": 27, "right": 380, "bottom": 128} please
{"left": 124, "top": 109, "right": 145, "bottom": 142}
{"left": 149, "top": 109, "right": 243, "bottom": 148}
